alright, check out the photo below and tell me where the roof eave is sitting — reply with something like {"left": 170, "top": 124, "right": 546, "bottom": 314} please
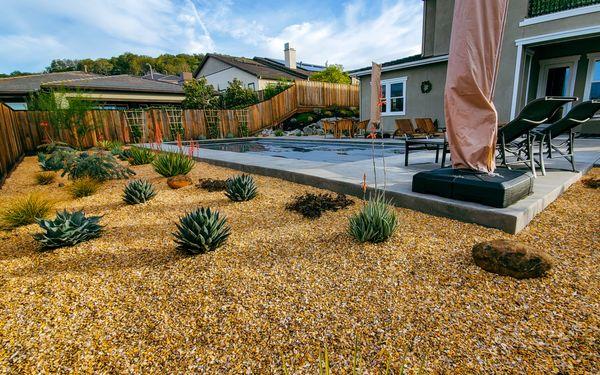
{"left": 350, "top": 54, "right": 449, "bottom": 77}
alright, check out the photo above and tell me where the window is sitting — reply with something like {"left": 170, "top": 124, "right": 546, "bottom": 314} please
{"left": 584, "top": 53, "right": 600, "bottom": 100}
{"left": 247, "top": 82, "right": 256, "bottom": 90}
{"left": 380, "top": 77, "right": 407, "bottom": 115}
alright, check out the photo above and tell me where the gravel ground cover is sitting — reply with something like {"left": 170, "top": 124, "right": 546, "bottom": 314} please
{"left": 0, "top": 157, "right": 598, "bottom": 373}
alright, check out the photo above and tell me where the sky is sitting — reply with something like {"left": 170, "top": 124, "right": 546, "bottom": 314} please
{"left": 0, "top": 0, "right": 423, "bottom": 74}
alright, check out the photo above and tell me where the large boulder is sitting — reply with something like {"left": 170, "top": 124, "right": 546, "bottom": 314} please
{"left": 167, "top": 175, "right": 192, "bottom": 189}
{"left": 472, "top": 239, "right": 553, "bottom": 279}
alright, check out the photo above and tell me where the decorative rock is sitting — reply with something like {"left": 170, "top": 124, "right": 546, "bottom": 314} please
{"left": 58, "top": 183, "right": 65, "bottom": 187}
{"left": 472, "top": 239, "right": 553, "bottom": 279}
{"left": 167, "top": 175, "right": 192, "bottom": 189}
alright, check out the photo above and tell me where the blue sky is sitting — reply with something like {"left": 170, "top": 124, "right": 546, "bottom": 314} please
{"left": 0, "top": 0, "right": 423, "bottom": 73}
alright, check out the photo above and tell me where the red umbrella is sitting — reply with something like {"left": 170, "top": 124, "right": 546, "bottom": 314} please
{"left": 444, "top": 0, "right": 509, "bottom": 173}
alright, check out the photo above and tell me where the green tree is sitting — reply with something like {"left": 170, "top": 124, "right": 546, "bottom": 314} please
{"left": 45, "top": 59, "right": 80, "bottom": 73}
{"left": 27, "top": 89, "right": 98, "bottom": 148}
{"left": 311, "top": 65, "right": 351, "bottom": 84}
{"left": 222, "top": 78, "right": 259, "bottom": 109}
{"left": 182, "top": 77, "right": 220, "bottom": 110}
{"left": 263, "top": 79, "right": 292, "bottom": 100}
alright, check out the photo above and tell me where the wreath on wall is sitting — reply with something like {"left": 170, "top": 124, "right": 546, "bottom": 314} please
{"left": 420, "top": 80, "right": 433, "bottom": 94}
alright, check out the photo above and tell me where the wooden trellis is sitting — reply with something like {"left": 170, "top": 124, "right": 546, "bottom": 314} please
{"left": 165, "top": 108, "right": 184, "bottom": 140}
{"left": 204, "top": 110, "right": 221, "bottom": 139}
{"left": 235, "top": 109, "right": 249, "bottom": 137}
{"left": 124, "top": 109, "right": 147, "bottom": 142}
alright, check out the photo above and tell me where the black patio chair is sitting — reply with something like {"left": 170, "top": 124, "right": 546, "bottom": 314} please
{"left": 497, "top": 96, "right": 577, "bottom": 177}
{"left": 532, "top": 99, "right": 600, "bottom": 175}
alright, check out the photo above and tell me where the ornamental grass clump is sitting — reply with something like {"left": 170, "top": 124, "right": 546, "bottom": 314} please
{"left": 33, "top": 210, "right": 103, "bottom": 249}
{"left": 286, "top": 192, "right": 353, "bottom": 219}
{"left": 62, "top": 151, "right": 135, "bottom": 181}
{"left": 123, "top": 180, "right": 157, "bottom": 204}
{"left": 35, "top": 171, "right": 56, "bottom": 185}
{"left": 129, "top": 146, "right": 155, "bottom": 165}
{"left": 349, "top": 194, "right": 397, "bottom": 243}
{"left": 152, "top": 152, "right": 194, "bottom": 177}
{"left": 69, "top": 177, "right": 101, "bottom": 198}
{"left": 0, "top": 193, "right": 54, "bottom": 228}
{"left": 225, "top": 174, "right": 258, "bottom": 202}
{"left": 173, "top": 208, "right": 231, "bottom": 254}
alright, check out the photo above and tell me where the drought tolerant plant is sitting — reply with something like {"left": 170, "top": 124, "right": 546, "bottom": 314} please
{"left": 97, "top": 140, "right": 123, "bottom": 151}
{"left": 33, "top": 210, "right": 103, "bottom": 249}
{"left": 348, "top": 194, "right": 397, "bottom": 243}
{"left": 129, "top": 146, "right": 155, "bottom": 165}
{"left": 225, "top": 174, "right": 258, "bottom": 202}
{"left": 286, "top": 193, "right": 353, "bottom": 219}
{"left": 274, "top": 129, "right": 285, "bottom": 137}
{"left": 173, "top": 208, "right": 231, "bottom": 254}
{"left": 196, "top": 178, "right": 228, "bottom": 192}
{"left": 35, "top": 171, "right": 56, "bottom": 185}
{"left": 62, "top": 151, "right": 135, "bottom": 181}
{"left": 38, "top": 149, "right": 74, "bottom": 171}
{"left": 69, "top": 177, "right": 101, "bottom": 198}
{"left": 152, "top": 152, "right": 195, "bottom": 177}
{"left": 36, "top": 141, "right": 75, "bottom": 154}
{"left": 0, "top": 193, "right": 54, "bottom": 228}
{"left": 123, "top": 180, "right": 157, "bottom": 204}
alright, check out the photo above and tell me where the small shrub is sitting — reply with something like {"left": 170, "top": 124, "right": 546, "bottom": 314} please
{"left": 38, "top": 149, "right": 74, "bottom": 171}
{"left": 0, "top": 193, "right": 54, "bottom": 228}
{"left": 36, "top": 141, "right": 75, "bottom": 154}
{"left": 129, "top": 147, "right": 155, "bottom": 165}
{"left": 173, "top": 208, "right": 231, "bottom": 254}
{"left": 123, "top": 180, "right": 157, "bottom": 204}
{"left": 69, "top": 177, "right": 101, "bottom": 198}
{"left": 35, "top": 171, "right": 56, "bottom": 185}
{"left": 33, "top": 210, "right": 103, "bottom": 249}
{"left": 225, "top": 174, "right": 258, "bottom": 202}
{"left": 118, "top": 148, "right": 132, "bottom": 161}
{"left": 62, "top": 151, "right": 135, "bottom": 181}
{"left": 274, "top": 129, "right": 284, "bottom": 137}
{"left": 582, "top": 176, "right": 599, "bottom": 189}
{"left": 152, "top": 152, "right": 195, "bottom": 177}
{"left": 98, "top": 140, "right": 123, "bottom": 151}
{"left": 226, "top": 132, "right": 235, "bottom": 138}
{"left": 286, "top": 193, "right": 353, "bottom": 219}
{"left": 349, "top": 195, "right": 397, "bottom": 243}
{"left": 197, "top": 178, "right": 228, "bottom": 192}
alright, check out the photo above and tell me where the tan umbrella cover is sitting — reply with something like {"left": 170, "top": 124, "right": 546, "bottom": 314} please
{"left": 369, "top": 62, "right": 382, "bottom": 133}
{"left": 444, "top": 0, "right": 509, "bottom": 172}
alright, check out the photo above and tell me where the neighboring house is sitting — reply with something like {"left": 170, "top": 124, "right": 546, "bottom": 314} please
{"left": 0, "top": 71, "right": 186, "bottom": 110}
{"left": 194, "top": 43, "right": 326, "bottom": 91}
{"left": 141, "top": 71, "right": 194, "bottom": 85}
{"left": 350, "top": 0, "right": 600, "bottom": 135}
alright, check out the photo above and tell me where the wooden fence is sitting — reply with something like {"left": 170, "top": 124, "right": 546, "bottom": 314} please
{"left": 0, "top": 81, "right": 358, "bottom": 186}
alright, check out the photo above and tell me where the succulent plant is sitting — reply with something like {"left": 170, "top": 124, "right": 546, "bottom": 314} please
{"left": 225, "top": 174, "right": 258, "bottom": 202}
{"left": 128, "top": 147, "right": 155, "bottom": 165}
{"left": 152, "top": 152, "right": 195, "bottom": 177}
{"left": 62, "top": 151, "right": 135, "bottom": 181}
{"left": 123, "top": 180, "right": 157, "bottom": 204}
{"left": 33, "top": 210, "right": 103, "bottom": 249}
{"left": 38, "top": 149, "right": 73, "bottom": 171}
{"left": 348, "top": 194, "right": 397, "bottom": 243}
{"left": 173, "top": 208, "right": 231, "bottom": 254}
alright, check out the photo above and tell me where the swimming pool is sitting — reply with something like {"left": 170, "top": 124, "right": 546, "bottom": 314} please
{"left": 193, "top": 139, "right": 405, "bottom": 163}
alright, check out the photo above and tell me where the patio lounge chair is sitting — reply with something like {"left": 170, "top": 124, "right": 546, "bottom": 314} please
{"left": 353, "top": 120, "right": 369, "bottom": 137}
{"left": 393, "top": 119, "right": 427, "bottom": 139}
{"left": 497, "top": 96, "right": 577, "bottom": 176}
{"left": 322, "top": 120, "right": 334, "bottom": 138}
{"left": 415, "top": 118, "right": 444, "bottom": 137}
{"left": 532, "top": 99, "right": 600, "bottom": 174}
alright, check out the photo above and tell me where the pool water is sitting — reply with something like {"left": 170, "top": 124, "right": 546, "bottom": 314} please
{"left": 195, "top": 140, "right": 405, "bottom": 163}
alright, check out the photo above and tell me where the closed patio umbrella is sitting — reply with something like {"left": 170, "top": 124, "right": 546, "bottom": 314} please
{"left": 444, "top": 0, "right": 509, "bottom": 172}
{"left": 369, "top": 62, "right": 382, "bottom": 134}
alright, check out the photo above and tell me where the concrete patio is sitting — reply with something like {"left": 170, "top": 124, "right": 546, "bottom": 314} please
{"left": 150, "top": 136, "right": 600, "bottom": 233}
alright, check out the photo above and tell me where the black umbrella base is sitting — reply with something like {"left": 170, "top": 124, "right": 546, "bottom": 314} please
{"left": 412, "top": 167, "right": 534, "bottom": 208}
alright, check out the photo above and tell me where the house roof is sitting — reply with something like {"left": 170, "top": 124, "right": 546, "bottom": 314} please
{"left": 253, "top": 57, "right": 325, "bottom": 77}
{"left": 194, "top": 53, "right": 324, "bottom": 81}
{"left": 142, "top": 72, "right": 184, "bottom": 85}
{"left": 348, "top": 54, "right": 449, "bottom": 76}
{"left": 0, "top": 71, "right": 184, "bottom": 96}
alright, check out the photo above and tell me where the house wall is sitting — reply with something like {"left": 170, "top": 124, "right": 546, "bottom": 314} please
{"left": 422, "top": 0, "right": 454, "bottom": 57}
{"left": 359, "top": 61, "right": 448, "bottom": 135}
{"left": 196, "top": 57, "right": 259, "bottom": 91}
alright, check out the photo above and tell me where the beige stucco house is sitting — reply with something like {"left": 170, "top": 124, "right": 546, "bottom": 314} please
{"left": 351, "top": 0, "right": 600, "bottom": 135}
{"left": 193, "top": 44, "right": 326, "bottom": 91}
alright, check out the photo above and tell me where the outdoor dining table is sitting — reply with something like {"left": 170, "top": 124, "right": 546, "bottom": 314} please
{"left": 404, "top": 138, "right": 450, "bottom": 167}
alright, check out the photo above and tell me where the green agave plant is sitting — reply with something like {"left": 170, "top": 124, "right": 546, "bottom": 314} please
{"left": 152, "top": 152, "right": 195, "bottom": 177}
{"left": 173, "top": 208, "right": 231, "bottom": 254}
{"left": 225, "top": 174, "right": 258, "bottom": 202}
{"left": 123, "top": 179, "right": 157, "bottom": 204}
{"left": 348, "top": 194, "right": 397, "bottom": 243}
{"left": 33, "top": 210, "right": 103, "bottom": 249}
{"left": 128, "top": 146, "right": 155, "bottom": 165}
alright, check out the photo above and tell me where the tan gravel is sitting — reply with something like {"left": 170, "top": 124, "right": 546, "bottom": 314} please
{"left": 0, "top": 157, "right": 598, "bottom": 374}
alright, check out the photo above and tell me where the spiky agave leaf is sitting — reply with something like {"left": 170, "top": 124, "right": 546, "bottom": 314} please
{"left": 224, "top": 174, "right": 258, "bottom": 202}
{"left": 33, "top": 210, "right": 103, "bottom": 249}
{"left": 173, "top": 208, "right": 231, "bottom": 254}
{"left": 152, "top": 152, "right": 194, "bottom": 177}
{"left": 348, "top": 194, "right": 397, "bottom": 243}
{"left": 123, "top": 179, "right": 157, "bottom": 204}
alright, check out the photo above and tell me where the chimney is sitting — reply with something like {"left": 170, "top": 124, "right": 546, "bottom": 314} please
{"left": 181, "top": 72, "right": 193, "bottom": 82}
{"left": 284, "top": 43, "right": 296, "bottom": 70}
